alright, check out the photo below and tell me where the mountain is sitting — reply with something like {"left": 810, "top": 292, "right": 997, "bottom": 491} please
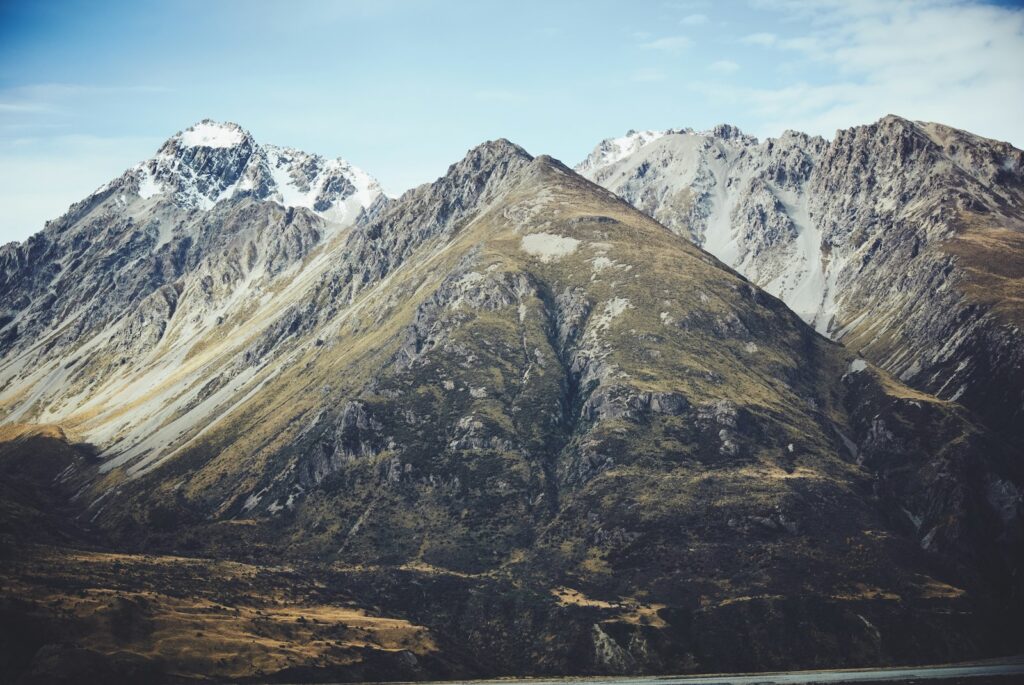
{"left": 577, "top": 116, "right": 1024, "bottom": 446}
{"left": 0, "top": 120, "right": 382, "bottom": 467}
{"left": 122, "top": 119, "right": 381, "bottom": 220}
{"left": 0, "top": 123, "right": 1022, "bottom": 683}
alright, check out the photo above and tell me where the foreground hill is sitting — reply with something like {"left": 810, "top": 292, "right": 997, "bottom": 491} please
{"left": 0, "top": 126, "right": 1021, "bottom": 682}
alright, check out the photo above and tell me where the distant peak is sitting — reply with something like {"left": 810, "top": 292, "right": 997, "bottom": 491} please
{"left": 122, "top": 119, "right": 381, "bottom": 220}
{"left": 574, "top": 130, "right": 670, "bottom": 174}
{"left": 465, "top": 138, "right": 533, "bottom": 162}
{"left": 175, "top": 119, "right": 250, "bottom": 149}
{"left": 706, "top": 123, "right": 757, "bottom": 144}
{"left": 828, "top": 114, "right": 928, "bottom": 146}
{"left": 877, "top": 113, "right": 912, "bottom": 127}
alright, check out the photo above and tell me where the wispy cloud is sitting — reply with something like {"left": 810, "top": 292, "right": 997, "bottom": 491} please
{"left": 708, "top": 60, "right": 740, "bottom": 74}
{"left": 10, "top": 83, "right": 171, "bottom": 97}
{"left": 707, "top": 1, "right": 1024, "bottom": 145}
{"left": 0, "top": 102, "right": 54, "bottom": 113}
{"left": 0, "top": 83, "right": 173, "bottom": 123}
{"left": 639, "top": 35, "right": 692, "bottom": 52}
{"left": 740, "top": 32, "right": 777, "bottom": 47}
{"left": 680, "top": 13, "right": 708, "bottom": 26}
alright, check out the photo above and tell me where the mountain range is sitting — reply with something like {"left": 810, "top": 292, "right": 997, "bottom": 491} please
{"left": 0, "top": 117, "right": 1021, "bottom": 684}
{"left": 577, "top": 117, "right": 1024, "bottom": 445}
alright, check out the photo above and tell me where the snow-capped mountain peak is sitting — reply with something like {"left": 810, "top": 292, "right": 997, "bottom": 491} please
{"left": 261, "top": 144, "right": 383, "bottom": 223}
{"left": 176, "top": 119, "right": 248, "bottom": 148}
{"left": 576, "top": 125, "right": 764, "bottom": 179}
{"left": 575, "top": 128, "right": 673, "bottom": 175}
{"left": 117, "top": 119, "right": 381, "bottom": 222}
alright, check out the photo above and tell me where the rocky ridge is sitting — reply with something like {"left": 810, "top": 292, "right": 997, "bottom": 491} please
{"left": 0, "top": 121, "right": 383, "bottom": 473}
{"left": 577, "top": 115, "right": 1024, "bottom": 443}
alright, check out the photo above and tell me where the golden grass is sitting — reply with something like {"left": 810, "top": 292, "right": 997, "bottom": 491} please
{"left": 551, "top": 587, "right": 668, "bottom": 628}
{"left": 2, "top": 547, "right": 436, "bottom": 681}
{"left": 551, "top": 586, "right": 617, "bottom": 609}
{"left": 0, "top": 422, "right": 71, "bottom": 442}
{"left": 831, "top": 583, "right": 902, "bottom": 601}
{"left": 914, "top": 575, "right": 966, "bottom": 600}
{"left": 943, "top": 215, "right": 1024, "bottom": 328}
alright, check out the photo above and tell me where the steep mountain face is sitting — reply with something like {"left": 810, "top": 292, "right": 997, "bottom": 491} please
{"left": 1, "top": 125, "right": 1022, "bottom": 682}
{"left": 0, "top": 121, "right": 382, "bottom": 469}
{"left": 577, "top": 117, "right": 1024, "bottom": 444}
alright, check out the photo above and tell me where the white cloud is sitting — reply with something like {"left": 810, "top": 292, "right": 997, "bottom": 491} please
{"left": 0, "top": 102, "right": 54, "bottom": 113}
{"left": 711, "top": 1, "right": 1024, "bottom": 147}
{"left": 741, "top": 32, "right": 778, "bottom": 46}
{"left": 709, "top": 60, "right": 740, "bottom": 74}
{"left": 640, "top": 35, "right": 692, "bottom": 52}
{"left": 680, "top": 13, "right": 709, "bottom": 25}
{"left": 0, "top": 83, "right": 171, "bottom": 117}
{"left": 777, "top": 36, "right": 822, "bottom": 54}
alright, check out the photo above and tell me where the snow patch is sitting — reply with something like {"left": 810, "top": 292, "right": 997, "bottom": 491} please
{"left": 848, "top": 358, "right": 868, "bottom": 374}
{"left": 137, "top": 166, "right": 162, "bottom": 199}
{"left": 580, "top": 130, "right": 669, "bottom": 173}
{"left": 263, "top": 145, "right": 380, "bottom": 223}
{"left": 521, "top": 232, "right": 580, "bottom": 262}
{"left": 180, "top": 121, "right": 244, "bottom": 148}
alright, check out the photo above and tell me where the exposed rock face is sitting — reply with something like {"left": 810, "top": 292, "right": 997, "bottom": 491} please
{"left": 0, "top": 123, "right": 1022, "bottom": 681}
{"left": 0, "top": 122, "right": 382, "bottom": 477}
{"left": 578, "top": 115, "right": 1024, "bottom": 444}
{"left": 123, "top": 119, "right": 381, "bottom": 220}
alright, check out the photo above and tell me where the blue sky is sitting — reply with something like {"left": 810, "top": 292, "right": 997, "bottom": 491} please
{"left": 2, "top": 0, "right": 1023, "bottom": 242}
